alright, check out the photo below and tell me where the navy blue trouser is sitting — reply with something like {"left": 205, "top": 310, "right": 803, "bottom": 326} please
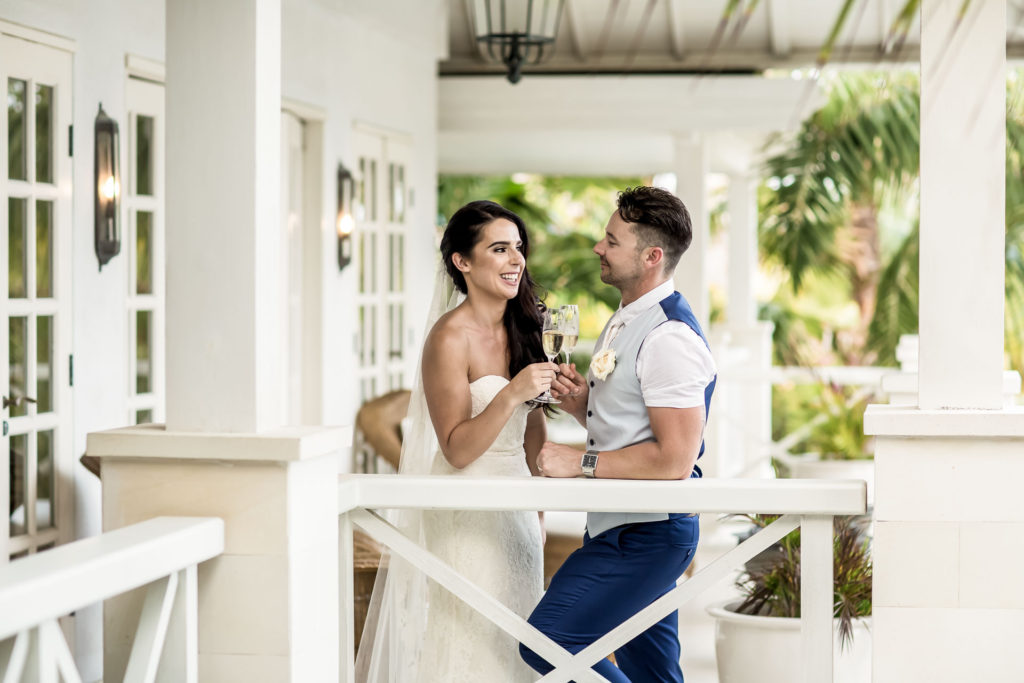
{"left": 520, "top": 515, "right": 699, "bottom": 682}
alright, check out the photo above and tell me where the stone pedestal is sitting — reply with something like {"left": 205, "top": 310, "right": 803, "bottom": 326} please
{"left": 89, "top": 424, "right": 347, "bottom": 682}
{"left": 866, "top": 406, "right": 1024, "bottom": 682}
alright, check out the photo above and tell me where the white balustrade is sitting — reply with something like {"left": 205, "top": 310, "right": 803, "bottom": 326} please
{"left": 338, "top": 475, "right": 867, "bottom": 683}
{"left": 0, "top": 516, "right": 224, "bottom": 683}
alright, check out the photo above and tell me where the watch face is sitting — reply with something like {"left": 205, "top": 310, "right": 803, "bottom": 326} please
{"left": 582, "top": 454, "right": 598, "bottom": 470}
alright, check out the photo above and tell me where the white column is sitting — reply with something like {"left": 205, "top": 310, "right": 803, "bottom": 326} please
{"left": 727, "top": 172, "right": 758, "bottom": 326}
{"left": 868, "top": 5, "right": 1024, "bottom": 683}
{"left": 918, "top": 0, "right": 1005, "bottom": 410}
{"left": 671, "top": 135, "right": 710, "bottom": 329}
{"left": 165, "top": 0, "right": 285, "bottom": 432}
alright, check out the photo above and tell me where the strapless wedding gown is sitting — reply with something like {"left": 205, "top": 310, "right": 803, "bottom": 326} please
{"left": 419, "top": 375, "right": 544, "bottom": 682}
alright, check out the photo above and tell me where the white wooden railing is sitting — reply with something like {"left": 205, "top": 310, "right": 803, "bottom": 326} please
{"left": 338, "top": 475, "right": 867, "bottom": 683}
{"left": 0, "top": 516, "right": 224, "bottom": 683}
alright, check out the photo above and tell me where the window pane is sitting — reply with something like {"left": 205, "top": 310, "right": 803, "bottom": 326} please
{"left": 9, "top": 434, "right": 27, "bottom": 536}
{"left": 136, "top": 211, "right": 153, "bottom": 294}
{"left": 393, "top": 164, "right": 405, "bottom": 222}
{"left": 370, "top": 160, "right": 377, "bottom": 221}
{"left": 397, "top": 234, "right": 405, "bottom": 293}
{"left": 136, "top": 310, "right": 152, "bottom": 394}
{"left": 358, "top": 234, "right": 367, "bottom": 294}
{"left": 136, "top": 409, "right": 153, "bottom": 424}
{"left": 36, "top": 200, "right": 53, "bottom": 298}
{"left": 370, "top": 233, "right": 378, "bottom": 294}
{"left": 36, "top": 316, "right": 53, "bottom": 413}
{"left": 37, "top": 430, "right": 54, "bottom": 529}
{"left": 34, "top": 84, "right": 53, "bottom": 184}
{"left": 9, "top": 317, "right": 28, "bottom": 418}
{"left": 8, "top": 198, "right": 27, "bottom": 299}
{"left": 356, "top": 158, "right": 366, "bottom": 222}
{"left": 388, "top": 163, "right": 395, "bottom": 222}
{"left": 136, "top": 114, "right": 154, "bottom": 196}
{"left": 388, "top": 234, "right": 396, "bottom": 293}
{"left": 7, "top": 78, "right": 27, "bottom": 181}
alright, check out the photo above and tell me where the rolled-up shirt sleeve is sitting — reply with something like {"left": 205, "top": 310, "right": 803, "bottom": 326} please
{"left": 636, "top": 321, "right": 717, "bottom": 410}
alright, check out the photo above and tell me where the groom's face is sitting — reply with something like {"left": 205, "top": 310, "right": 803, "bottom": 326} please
{"left": 594, "top": 211, "right": 643, "bottom": 290}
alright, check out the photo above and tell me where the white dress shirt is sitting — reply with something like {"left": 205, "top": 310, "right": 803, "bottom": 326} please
{"left": 605, "top": 280, "right": 717, "bottom": 410}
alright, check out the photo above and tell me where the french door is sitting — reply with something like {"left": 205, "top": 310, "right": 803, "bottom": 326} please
{"left": 1, "top": 33, "right": 73, "bottom": 561}
{"left": 353, "top": 128, "right": 412, "bottom": 405}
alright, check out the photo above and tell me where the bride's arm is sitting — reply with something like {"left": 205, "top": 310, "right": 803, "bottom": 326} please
{"left": 524, "top": 408, "right": 546, "bottom": 475}
{"left": 423, "top": 323, "right": 554, "bottom": 469}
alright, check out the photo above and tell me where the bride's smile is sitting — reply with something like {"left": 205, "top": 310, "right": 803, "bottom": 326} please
{"left": 456, "top": 218, "right": 526, "bottom": 299}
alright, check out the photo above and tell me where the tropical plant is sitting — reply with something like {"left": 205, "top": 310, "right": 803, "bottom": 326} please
{"left": 761, "top": 69, "right": 1024, "bottom": 373}
{"left": 734, "top": 514, "right": 873, "bottom": 649}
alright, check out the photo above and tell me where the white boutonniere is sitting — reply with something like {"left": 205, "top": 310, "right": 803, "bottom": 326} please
{"left": 591, "top": 348, "right": 617, "bottom": 381}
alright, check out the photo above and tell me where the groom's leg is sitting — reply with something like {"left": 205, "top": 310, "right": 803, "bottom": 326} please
{"left": 519, "top": 517, "right": 698, "bottom": 682}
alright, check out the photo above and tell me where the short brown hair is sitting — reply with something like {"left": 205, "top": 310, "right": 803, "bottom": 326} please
{"left": 616, "top": 186, "right": 692, "bottom": 273}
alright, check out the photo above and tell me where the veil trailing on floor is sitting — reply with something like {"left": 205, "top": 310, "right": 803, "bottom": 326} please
{"left": 355, "top": 260, "right": 463, "bottom": 682}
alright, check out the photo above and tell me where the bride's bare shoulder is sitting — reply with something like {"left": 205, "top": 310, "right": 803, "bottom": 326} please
{"left": 424, "top": 309, "right": 470, "bottom": 358}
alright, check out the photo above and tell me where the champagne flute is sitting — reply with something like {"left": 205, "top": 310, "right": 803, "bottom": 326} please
{"left": 560, "top": 304, "right": 579, "bottom": 366}
{"left": 534, "top": 308, "right": 563, "bottom": 404}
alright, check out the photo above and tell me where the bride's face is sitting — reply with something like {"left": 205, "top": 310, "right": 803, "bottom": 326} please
{"left": 454, "top": 218, "right": 525, "bottom": 300}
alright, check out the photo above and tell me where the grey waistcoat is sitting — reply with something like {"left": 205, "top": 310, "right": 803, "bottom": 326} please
{"left": 585, "top": 293, "right": 711, "bottom": 537}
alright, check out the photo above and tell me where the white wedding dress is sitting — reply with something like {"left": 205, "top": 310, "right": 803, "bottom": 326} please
{"left": 417, "top": 374, "right": 544, "bottom": 682}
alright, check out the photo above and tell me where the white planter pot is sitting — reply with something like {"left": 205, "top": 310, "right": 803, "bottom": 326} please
{"left": 707, "top": 601, "right": 871, "bottom": 683}
{"left": 774, "top": 453, "right": 875, "bottom": 505}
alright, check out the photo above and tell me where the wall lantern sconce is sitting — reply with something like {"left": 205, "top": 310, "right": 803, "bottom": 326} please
{"left": 337, "top": 163, "right": 355, "bottom": 271}
{"left": 94, "top": 103, "right": 121, "bottom": 270}
{"left": 473, "top": 0, "right": 565, "bottom": 84}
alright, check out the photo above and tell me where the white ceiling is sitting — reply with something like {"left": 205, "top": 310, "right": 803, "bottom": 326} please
{"left": 442, "top": 0, "right": 1024, "bottom": 76}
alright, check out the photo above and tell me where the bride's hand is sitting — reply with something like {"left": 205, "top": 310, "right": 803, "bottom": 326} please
{"left": 506, "top": 362, "right": 559, "bottom": 403}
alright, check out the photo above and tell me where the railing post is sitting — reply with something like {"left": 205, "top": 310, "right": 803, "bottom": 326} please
{"left": 157, "top": 566, "right": 198, "bottom": 683}
{"left": 339, "top": 511, "right": 355, "bottom": 683}
{"left": 800, "top": 515, "right": 834, "bottom": 683}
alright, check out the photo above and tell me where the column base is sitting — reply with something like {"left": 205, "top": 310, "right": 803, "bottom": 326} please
{"left": 88, "top": 424, "right": 349, "bottom": 683}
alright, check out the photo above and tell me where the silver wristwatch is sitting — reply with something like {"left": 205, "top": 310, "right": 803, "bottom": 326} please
{"left": 581, "top": 450, "right": 599, "bottom": 478}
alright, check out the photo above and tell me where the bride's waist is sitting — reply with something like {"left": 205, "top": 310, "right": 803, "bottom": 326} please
{"left": 433, "top": 449, "right": 530, "bottom": 475}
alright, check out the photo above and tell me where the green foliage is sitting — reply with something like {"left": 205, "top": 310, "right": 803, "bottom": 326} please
{"left": 735, "top": 514, "right": 873, "bottom": 650}
{"left": 771, "top": 382, "right": 876, "bottom": 460}
{"left": 437, "top": 174, "right": 647, "bottom": 337}
{"left": 762, "top": 69, "right": 1024, "bottom": 373}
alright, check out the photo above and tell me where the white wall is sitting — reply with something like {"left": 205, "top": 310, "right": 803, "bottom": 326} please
{"left": 0, "top": 0, "right": 441, "bottom": 678}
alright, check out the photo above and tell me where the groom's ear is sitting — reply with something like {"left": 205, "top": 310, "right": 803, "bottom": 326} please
{"left": 644, "top": 246, "right": 665, "bottom": 270}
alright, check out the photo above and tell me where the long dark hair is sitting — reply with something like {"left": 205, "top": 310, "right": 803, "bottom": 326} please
{"left": 440, "top": 200, "right": 546, "bottom": 379}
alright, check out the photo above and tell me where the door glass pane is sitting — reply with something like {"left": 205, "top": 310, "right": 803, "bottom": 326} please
{"left": 388, "top": 234, "right": 396, "bottom": 292}
{"left": 397, "top": 234, "right": 405, "bottom": 293}
{"left": 136, "top": 115, "right": 154, "bottom": 196}
{"left": 8, "top": 198, "right": 27, "bottom": 299}
{"left": 36, "top": 200, "right": 53, "bottom": 298}
{"left": 356, "top": 158, "right": 366, "bottom": 221}
{"left": 136, "top": 211, "right": 153, "bottom": 294}
{"left": 9, "top": 317, "right": 28, "bottom": 418}
{"left": 357, "top": 234, "right": 367, "bottom": 294}
{"left": 136, "top": 409, "right": 153, "bottom": 424}
{"left": 37, "top": 430, "right": 54, "bottom": 529}
{"left": 36, "top": 316, "right": 53, "bottom": 413}
{"left": 7, "top": 78, "right": 27, "bottom": 181}
{"left": 370, "top": 233, "right": 378, "bottom": 294}
{"left": 9, "top": 434, "right": 27, "bottom": 536}
{"left": 35, "top": 84, "right": 53, "bottom": 184}
{"left": 136, "top": 310, "right": 152, "bottom": 394}
{"left": 388, "top": 163, "right": 395, "bottom": 222}
{"left": 370, "top": 160, "right": 378, "bottom": 221}
{"left": 394, "top": 165, "right": 406, "bottom": 223}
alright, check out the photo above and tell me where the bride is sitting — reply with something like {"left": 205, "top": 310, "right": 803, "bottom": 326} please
{"left": 356, "top": 200, "right": 557, "bottom": 682}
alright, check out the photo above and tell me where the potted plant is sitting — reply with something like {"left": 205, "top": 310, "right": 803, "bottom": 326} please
{"left": 707, "top": 514, "right": 872, "bottom": 683}
{"left": 773, "top": 383, "right": 877, "bottom": 503}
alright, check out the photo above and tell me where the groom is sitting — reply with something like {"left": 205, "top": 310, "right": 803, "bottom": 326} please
{"left": 521, "top": 186, "right": 716, "bottom": 682}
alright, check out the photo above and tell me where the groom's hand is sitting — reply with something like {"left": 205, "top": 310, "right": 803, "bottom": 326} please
{"left": 550, "top": 363, "right": 588, "bottom": 424}
{"left": 537, "top": 442, "right": 584, "bottom": 478}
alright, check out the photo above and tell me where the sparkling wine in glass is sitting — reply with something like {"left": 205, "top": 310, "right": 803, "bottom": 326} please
{"left": 560, "top": 305, "right": 579, "bottom": 366}
{"left": 535, "top": 308, "right": 563, "bottom": 404}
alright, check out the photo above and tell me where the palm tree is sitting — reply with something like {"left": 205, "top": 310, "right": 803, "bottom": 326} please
{"left": 761, "top": 70, "right": 1024, "bottom": 373}
{"left": 761, "top": 71, "right": 920, "bottom": 364}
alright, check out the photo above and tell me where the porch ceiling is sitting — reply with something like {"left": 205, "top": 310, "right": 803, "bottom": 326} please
{"left": 442, "top": 0, "right": 1024, "bottom": 77}
{"left": 438, "top": 75, "right": 817, "bottom": 175}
